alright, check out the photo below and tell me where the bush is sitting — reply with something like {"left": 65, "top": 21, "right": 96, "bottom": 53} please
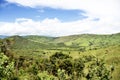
{"left": 86, "top": 58, "right": 111, "bottom": 80}
{"left": 0, "top": 53, "right": 14, "bottom": 79}
{"left": 74, "top": 58, "right": 85, "bottom": 78}
{"left": 37, "top": 71, "right": 58, "bottom": 80}
{"left": 49, "top": 52, "right": 72, "bottom": 76}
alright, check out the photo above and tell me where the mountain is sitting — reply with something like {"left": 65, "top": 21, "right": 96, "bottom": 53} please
{"left": 0, "top": 35, "right": 9, "bottom": 39}
{"left": 24, "top": 33, "right": 120, "bottom": 49}
{"left": 5, "top": 33, "right": 120, "bottom": 50}
{"left": 7, "top": 36, "right": 56, "bottom": 50}
{"left": 53, "top": 33, "right": 120, "bottom": 49}
{"left": 24, "top": 35, "right": 55, "bottom": 43}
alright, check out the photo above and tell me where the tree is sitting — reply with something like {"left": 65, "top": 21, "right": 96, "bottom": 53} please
{"left": 0, "top": 53, "right": 14, "bottom": 79}
{"left": 1, "top": 39, "right": 14, "bottom": 59}
{"left": 50, "top": 52, "right": 72, "bottom": 76}
{"left": 86, "top": 58, "right": 111, "bottom": 80}
{"left": 73, "top": 58, "right": 85, "bottom": 79}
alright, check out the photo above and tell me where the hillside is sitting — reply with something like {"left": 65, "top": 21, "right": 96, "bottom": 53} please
{"left": 24, "top": 35, "right": 54, "bottom": 43}
{"left": 8, "top": 36, "right": 57, "bottom": 50}
{"left": 0, "top": 33, "right": 120, "bottom": 80}
{"left": 2, "top": 33, "right": 120, "bottom": 50}
{"left": 54, "top": 33, "right": 120, "bottom": 49}
{"left": 4, "top": 33, "right": 119, "bottom": 57}
{"left": 21, "top": 33, "right": 120, "bottom": 50}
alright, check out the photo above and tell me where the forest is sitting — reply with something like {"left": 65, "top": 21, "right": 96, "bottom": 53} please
{"left": 0, "top": 33, "right": 120, "bottom": 80}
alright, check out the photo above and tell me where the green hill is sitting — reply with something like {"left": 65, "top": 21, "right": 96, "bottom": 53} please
{"left": 0, "top": 33, "right": 120, "bottom": 80}
{"left": 6, "top": 33, "right": 120, "bottom": 50}
{"left": 8, "top": 36, "right": 56, "bottom": 50}
{"left": 24, "top": 35, "right": 54, "bottom": 43}
{"left": 54, "top": 33, "right": 120, "bottom": 49}
{"left": 20, "top": 33, "right": 120, "bottom": 50}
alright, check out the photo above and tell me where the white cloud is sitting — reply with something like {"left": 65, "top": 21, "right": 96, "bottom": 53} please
{"left": 0, "top": 17, "right": 120, "bottom": 36}
{"left": 1, "top": 0, "right": 120, "bottom": 36}
{"left": 6, "top": 0, "right": 120, "bottom": 19}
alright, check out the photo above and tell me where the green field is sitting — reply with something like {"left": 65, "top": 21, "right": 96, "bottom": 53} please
{"left": 0, "top": 33, "right": 120, "bottom": 80}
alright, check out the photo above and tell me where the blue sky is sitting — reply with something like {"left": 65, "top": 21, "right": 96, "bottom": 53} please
{"left": 0, "top": 0, "right": 87, "bottom": 22}
{"left": 0, "top": 0, "right": 120, "bottom": 36}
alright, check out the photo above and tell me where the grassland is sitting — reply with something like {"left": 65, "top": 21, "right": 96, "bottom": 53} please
{"left": 0, "top": 33, "right": 120, "bottom": 80}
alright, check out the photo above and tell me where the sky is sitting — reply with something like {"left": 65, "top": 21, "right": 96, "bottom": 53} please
{"left": 0, "top": 0, "right": 120, "bottom": 36}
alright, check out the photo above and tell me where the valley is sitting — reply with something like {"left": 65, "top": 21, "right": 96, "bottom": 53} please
{"left": 0, "top": 33, "right": 120, "bottom": 80}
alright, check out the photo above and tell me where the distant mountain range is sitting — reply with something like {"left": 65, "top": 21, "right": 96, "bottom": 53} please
{"left": 0, "top": 35, "right": 9, "bottom": 39}
{"left": 1, "top": 33, "right": 120, "bottom": 50}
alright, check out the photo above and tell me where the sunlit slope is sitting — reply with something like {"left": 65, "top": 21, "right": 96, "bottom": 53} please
{"left": 8, "top": 33, "right": 120, "bottom": 50}
{"left": 9, "top": 36, "right": 56, "bottom": 49}
{"left": 54, "top": 33, "right": 120, "bottom": 48}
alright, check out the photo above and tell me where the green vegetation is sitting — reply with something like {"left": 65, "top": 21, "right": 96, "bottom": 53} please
{"left": 0, "top": 33, "right": 120, "bottom": 80}
{"left": 0, "top": 53, "right": 14, "bottom": 80}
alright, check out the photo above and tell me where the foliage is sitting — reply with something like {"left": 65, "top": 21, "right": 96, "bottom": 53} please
{"left": 86, "top": 58, "right": 111, "bottom": 80}
{"left": 0, "top": 53, "right": 14, "bottom": 80}
{"left": 74, "top": 58, "right": 85, "bottom": 78}
{"left": 57, "top": 69, "right": 67, "bottom": 80}
{"left": 37, "top": 71, "right": 58, "bottom": 80}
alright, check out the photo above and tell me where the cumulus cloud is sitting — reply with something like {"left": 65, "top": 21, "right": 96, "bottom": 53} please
{"left": 6, "top": 0, "right": 120, "bottom": 19}
{"left": 0, "top": 17, "right": 120, "bottom": 36}
{"left": 1, "top": 0, "right": 120, "bottom": 36}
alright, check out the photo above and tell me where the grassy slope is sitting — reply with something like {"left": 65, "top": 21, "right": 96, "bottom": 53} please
{"left": 7, "top": 33, "right": 120, "bottom": 79}
{"left": 54, "top": 33, "right": 120, "bottom": 48}
{"left": 24, "top": 35, "right": 54, "bottom": 43}
{"left": 35, "top": 33, "right": 119, "bottom": 45}
{"left": 81, "top": 45, "right": 120, "bottom": 80}
{"left": 9, "top": 36, "right": 57, "bottom": 50}
{"left": 23, "top": 33, "right": 120, "bottom": 49}
{"left": 8, "top": 33, "right": 120, "bottom": 55}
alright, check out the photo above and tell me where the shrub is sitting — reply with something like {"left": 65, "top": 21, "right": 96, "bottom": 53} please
{"left": 0, "top": 53, "right": 14, "bottom": 79}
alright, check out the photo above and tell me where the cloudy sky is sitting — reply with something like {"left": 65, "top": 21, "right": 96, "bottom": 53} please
{"left": 0, "top": 0, "right": 120, "bottom": 36}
